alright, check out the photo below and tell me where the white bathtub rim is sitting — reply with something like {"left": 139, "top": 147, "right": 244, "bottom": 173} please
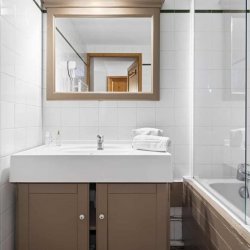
{"left": 184, "top": 177, "right": 250, "bottom": 233}
{"left": 201, "top": 179, "right": 247, "bottom": 223}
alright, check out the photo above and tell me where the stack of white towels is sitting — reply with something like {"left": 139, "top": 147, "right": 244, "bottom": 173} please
{"left": 230, "top": 128, "right": 245, "bottom": 148}
{"left": 132, "top": 128, "right": 171, "bottom": 152}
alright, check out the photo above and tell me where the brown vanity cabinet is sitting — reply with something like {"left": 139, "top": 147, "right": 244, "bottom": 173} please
{"left": 17, "top": 184, "right": 89, "bottom": 250}
{"left": 16, "top": 183, "right": 170, "bottom": 250}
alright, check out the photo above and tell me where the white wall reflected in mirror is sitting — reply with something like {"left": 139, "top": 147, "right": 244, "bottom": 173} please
{"left": 231, "top": 17, "right": 245, "bottom": 95}
{"left": 55, "top": 17, "right": 152, "bottom": 93}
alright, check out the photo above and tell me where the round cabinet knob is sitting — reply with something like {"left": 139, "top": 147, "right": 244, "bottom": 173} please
{"left": 79, "top": 214, "right": 85, "bottom": 221}
{"left": 99, "top": 214, "right": 105, "bottom": 220}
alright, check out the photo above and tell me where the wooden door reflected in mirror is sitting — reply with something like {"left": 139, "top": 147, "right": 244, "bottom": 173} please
{"left": 107, "top": 77, "right": 128, "bottom": 92}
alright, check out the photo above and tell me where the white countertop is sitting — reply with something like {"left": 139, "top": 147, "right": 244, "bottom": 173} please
{"left": 13, "top": 143, "right": 171, "bottom": 156}
{"left": 10, "top": 143, "right": 172, "bottom": 183}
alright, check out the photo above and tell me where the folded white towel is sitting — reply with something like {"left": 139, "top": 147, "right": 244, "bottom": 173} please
{"left": 132, "top": 135, "right": 171, "bottom": 152}
{"left": 230, "top": 128, "right": 245, "bottom": 147}
{"left": 133, "top": 128, "right": 164, "bottom": 137}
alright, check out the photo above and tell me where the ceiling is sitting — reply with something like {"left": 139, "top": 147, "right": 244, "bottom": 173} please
{"left": 56, "top": 17, "right": 152, "bottom": 46}
{"left": 43, "top": 0, "right": 164, "bottom": 8}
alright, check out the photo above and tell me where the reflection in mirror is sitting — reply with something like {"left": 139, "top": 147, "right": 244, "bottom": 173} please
{"left": 55, "top": 17, "right": 152, "bottom": 94}
{"left": 87, "top": 53, "right": 144, "bottom": 93}
{"left": 231, "top": 17, "right": 245, "bottom": 95}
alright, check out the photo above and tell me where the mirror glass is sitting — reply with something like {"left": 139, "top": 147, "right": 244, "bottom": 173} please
{"left": 55, "top": 17, "right": 152, "bottom": 93}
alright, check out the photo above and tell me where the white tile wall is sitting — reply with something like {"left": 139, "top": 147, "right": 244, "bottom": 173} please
{"left": 195, "top": 0, "right": 247, "bottom": 10}
{"left": 42, "top": 5, "right": 192, "bottom": 180}
{"left": 0, "top": 0, "right": 43, "bottom": 249}
{"left": 0, "top": 1, "right": 195, "bottom": 248}
{"left": 0, "top": 0, "right": 246, "bottom": 245}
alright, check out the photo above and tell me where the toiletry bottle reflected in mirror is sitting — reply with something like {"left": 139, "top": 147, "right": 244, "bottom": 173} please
{"left": 67, "top": 61, "right": 76, "bottom": 92}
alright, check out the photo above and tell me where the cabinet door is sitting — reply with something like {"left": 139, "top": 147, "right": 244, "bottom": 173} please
{"left": 17, "top": 184, "right": 89, "bottom": 250}
{"left": 96, "top": 184, "right": 170, "bottom": 250}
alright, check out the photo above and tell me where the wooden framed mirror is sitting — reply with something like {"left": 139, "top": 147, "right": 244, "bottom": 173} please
{"left": 46, "top": 7, "right": 160, "bottom": 100}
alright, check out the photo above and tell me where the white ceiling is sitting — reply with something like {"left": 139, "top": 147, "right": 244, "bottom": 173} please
{"left": 92, "top": 57, "right": 136, "bottom": 73}
{"left": 56, "top": 17, "right": 152, "bottom": 46}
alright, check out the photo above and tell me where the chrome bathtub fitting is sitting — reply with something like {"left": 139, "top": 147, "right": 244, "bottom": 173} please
{"left": 237, "top": 163, "right": 250, "bottom": 199}
{"left": 236, "top": 163, "right": 250, "bottom": 181}
{"left": 239, "top": 186, "right": 249, "bottom": 199}
{"left": 97, "top": 135, "right": 104, "bottom": 150}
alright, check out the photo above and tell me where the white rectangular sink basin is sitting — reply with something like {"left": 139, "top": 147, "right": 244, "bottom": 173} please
{"left": 10, "top": 143, "right": 172, "bottom": 183}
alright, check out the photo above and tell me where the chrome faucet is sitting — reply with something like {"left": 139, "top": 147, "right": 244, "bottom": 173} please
{"left": 236, "top": 163, "right": 250, "bottom": 181}
{"left": 97, "top": 135, "right": 104, "bottom": 150}
{"left": 237, "top": 164, "right": 250, "bottom": 199}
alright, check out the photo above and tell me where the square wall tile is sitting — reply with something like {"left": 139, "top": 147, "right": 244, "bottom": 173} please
{"left": 156, "top": 108, "right": 174, "bottom": 126}
{"left": 136, "top": 108, "right": 156, "bottom": 127}
{"left": 118, "top": 126, "right": 134, "bottom": 140}
{"left": 79, "top": 126, "right": 99, "bottom": 140}
{"left": 99, "top": 126, "right": 118, "bottom": 140}
{"left": 0, "top": 73, "right": 15, "bottom": 103}
{"left": 80, "top": 108, "right": 99, "bottom": 126}
{"left": 61, "top": 127, "right": 80, "bottom": 140}
{"left": 61, "top": 108, "right": 79, "bottom": 127}
{"left": 0, "top": 102, "right": 14, "bottom": 129}
{"left": 0, "top": 129, "right": 14, "bottom": 157}
{"left": 15, "top": 104, "right": 26, "bottom": 128}
{"left": 99, "top": 107, "right": 118, "bottom": 127}
{"left": 118, "top": 108, "right": 136, "bottom": 127}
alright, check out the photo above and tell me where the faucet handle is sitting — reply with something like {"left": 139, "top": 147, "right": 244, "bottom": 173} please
{"left": 238, "top": 163, "right": 250, "bottom": 176}
{"left": 97, "top": 135, "right": 104, "bottom": 141}
{"left": 97, "top": 135, "right": 104, "bottom": 150}
{"left": 237, "top": 163, "right": 250, "bottom": 181}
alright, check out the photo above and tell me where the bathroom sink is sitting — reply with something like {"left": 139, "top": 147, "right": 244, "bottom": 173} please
{"left": 10, "top": 143, "right": 172, "bottom": 183}
{"left": 59, "top": 144, "right": 134, "bottom": 154}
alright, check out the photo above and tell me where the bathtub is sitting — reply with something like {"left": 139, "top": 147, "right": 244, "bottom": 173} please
{"left": 193, "top": 178, "right": 250, "bottom": 231}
